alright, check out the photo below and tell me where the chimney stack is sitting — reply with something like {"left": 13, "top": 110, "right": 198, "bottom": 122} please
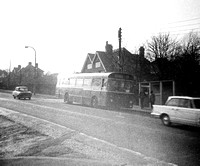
{"left": 139, "top": 46, "right": 145, "bottom": 58}
{"left": 105, "top": 41, "right": 113, "bottom": 54}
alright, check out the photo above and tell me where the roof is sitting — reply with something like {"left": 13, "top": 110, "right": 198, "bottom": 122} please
{"left": 16, "top": 86, "right": 28, "bottom": 89}
{"left": 168, "top": 96, "right": 200, "bottom": 100}
{"left": 96, "top": 51, "right": 110, "bottom": 72}
{"left": 58, "top": 72, "right": 133, "bottom": 79}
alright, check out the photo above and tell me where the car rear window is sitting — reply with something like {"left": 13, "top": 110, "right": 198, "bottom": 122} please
{"left": 193, "top": 99, "right": 200, "bottom": 109}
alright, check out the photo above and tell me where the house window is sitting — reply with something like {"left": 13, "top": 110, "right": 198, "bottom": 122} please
{"left": 95, "top": 62, "right": 101, "bottom": 68}
{"left": 87, "top": 64, "right": 92, "bottom": 69}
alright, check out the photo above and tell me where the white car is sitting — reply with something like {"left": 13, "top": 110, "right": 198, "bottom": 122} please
{"left": 151, "top": 96, "right": 200, "bottom": 127}
{"left": 12, "top": 86, "right": 32, "bottom": 100}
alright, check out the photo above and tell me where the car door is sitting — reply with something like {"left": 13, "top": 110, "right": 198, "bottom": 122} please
{"left": 174, "top": 99, "right": 197, "bottom": 125}
{"left": 165, "top": 98, "right": 180, "bottom": 122}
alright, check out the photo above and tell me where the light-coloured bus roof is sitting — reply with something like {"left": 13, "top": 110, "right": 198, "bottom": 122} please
{"left": 58, "top": 72, "right": 132, "bottom": 79}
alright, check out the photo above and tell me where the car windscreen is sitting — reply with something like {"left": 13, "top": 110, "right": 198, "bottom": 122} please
{"left": 193, "top": 99, "right": 200, "bottom": 109}
{"left": 19, "top": 87, "right": 28, "bottom": 92}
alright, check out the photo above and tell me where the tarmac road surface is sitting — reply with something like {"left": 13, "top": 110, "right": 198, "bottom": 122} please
{"left": 0, "top": 107, "right": 175, "bottom": 166}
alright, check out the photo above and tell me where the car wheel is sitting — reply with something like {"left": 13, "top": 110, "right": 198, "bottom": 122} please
{"left": 13, "top": 96, "right": 16, "bottom": 99}
{"left": 17, "top": 96, "right": 21, "bottom": 100}
{"left": 29, "top": 97, "right": 31, "bottom": 100}
{"left": 91, "top": 96, "right": 98, "bottom": 108}
{"left": 161, "top": 114, "right": 171, "bottom": 126}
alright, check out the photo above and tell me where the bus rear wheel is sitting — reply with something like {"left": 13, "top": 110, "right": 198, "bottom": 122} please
{"left": 91, "top": 96, "right": 98, "bottom": 108}
{"left": 64, "top": 93, "right": 70, "bottom": 103}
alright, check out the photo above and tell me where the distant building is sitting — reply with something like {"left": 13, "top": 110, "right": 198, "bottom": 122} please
{"left": 10, "top": 62, "right": 43, "bottom": 86}
{"left": 9, "top": 62, "right": 44, "bottom": 92}
{"left": 0, "top": 70, "right": 8, "bottom": 88}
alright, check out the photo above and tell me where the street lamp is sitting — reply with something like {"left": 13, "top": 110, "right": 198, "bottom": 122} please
{"left": 25, "top": 46, "right": 37, "bottom": 95}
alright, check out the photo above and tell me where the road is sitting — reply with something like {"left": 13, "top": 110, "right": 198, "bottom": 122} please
{"left": 0, "top": 92, "right": 200, "bottom": 166}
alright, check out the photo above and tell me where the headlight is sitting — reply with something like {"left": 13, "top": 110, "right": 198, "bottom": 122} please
{"left": 110, "top": 99, "right": 113, "bottom": 102}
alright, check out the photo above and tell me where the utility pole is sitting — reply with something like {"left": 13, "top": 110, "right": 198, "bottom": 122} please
{"left": 118, "top": 27, "right": 122, "bottom": 72}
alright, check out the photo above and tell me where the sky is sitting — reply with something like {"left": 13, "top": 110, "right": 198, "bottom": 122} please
{"left": 1, "top": 0, "right": 200, "bottom": 74}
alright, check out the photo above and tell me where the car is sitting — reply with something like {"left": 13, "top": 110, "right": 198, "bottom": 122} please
{"left": 151, "top": 96, "right": 200, "bottom": 127}
{"left": 12, "top": 86, "right": 32, "bottom": 100}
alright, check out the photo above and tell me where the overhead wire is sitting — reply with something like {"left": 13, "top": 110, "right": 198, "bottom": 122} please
{"left": 151, "top": 17, "right": 200, "bottom": 37}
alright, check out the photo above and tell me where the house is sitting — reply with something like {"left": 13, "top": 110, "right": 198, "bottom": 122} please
{"left": 0, "top": 70, "right": 8, "bottom": 88}
{"left": 81, "top": 41, "right": 153, "bottom": 82}
{"left": 10, "top": 62, "right": 44, "bottom": 91}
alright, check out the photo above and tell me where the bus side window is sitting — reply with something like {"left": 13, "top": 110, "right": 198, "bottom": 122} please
{"left": 83, "top": 78, "right": 92, "bottom": 88}
{"left": 69, "top": 78, "right": 76, "bottom": 86}
{"left": 76, "top": 78, "right": 83, "bottom": 87}
{"left": 102, "top": 78, "right": 107, "bottom": 90}
{"left": 63, "top": 78, "right": 69, "bottom": 85}
{"left": 62, "top": 78, "right": 65, "bottom": 85}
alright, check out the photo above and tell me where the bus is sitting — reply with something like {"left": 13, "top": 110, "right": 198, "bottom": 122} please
{"left": 56, "top": 72, "right": 136, "bottom": 109}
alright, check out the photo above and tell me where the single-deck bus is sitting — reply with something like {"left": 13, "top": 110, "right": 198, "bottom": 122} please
{"left": 56, "top": 72, "right": 135, "bottom": 108}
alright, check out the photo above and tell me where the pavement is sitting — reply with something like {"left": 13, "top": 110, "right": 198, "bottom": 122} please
{"left": 0, "top": 91, "right": 174, "bottom": 166}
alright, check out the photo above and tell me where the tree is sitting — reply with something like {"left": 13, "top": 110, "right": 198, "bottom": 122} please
{"left": 181, "top": 32, "right": 200, "bottom": 61}
{"left": 146, "top": 33, "right": 179, "bottom": 80}
{"left": 147, "top": 33, "right": 179, "bottom": 60}
{"left": 174, "top": 32, "right": 200, "bottom": 96}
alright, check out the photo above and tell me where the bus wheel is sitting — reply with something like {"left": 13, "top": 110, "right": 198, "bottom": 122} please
{"left": 91, "top": 96, "right": 98, "bottom": 108}
{"left": 64, "top": 93, "right": 70, "bottom": 103}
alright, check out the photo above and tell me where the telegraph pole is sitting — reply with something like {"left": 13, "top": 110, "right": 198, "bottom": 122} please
{"left": 118, "top": 27, "right": 122, "bottom": 72}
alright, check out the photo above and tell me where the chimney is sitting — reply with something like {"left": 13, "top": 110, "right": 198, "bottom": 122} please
{"left": 18, "top": 65, "right": 21, "bottom": 70}
{"left": 105, "top": 41, "right": 113, "bottom": 54}
{"left": 139, "top": 46, "right": 145, "bottom": 58}
{"left": 28, "top": 62, "right": 32, "bottom": 65}
{"left": 35, "top": 63, "right": 38, "bottom": 68}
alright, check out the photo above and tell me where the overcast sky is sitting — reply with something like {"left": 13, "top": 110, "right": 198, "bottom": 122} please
{"left": 1, "top": 0, "right": 200, "bottom": 74}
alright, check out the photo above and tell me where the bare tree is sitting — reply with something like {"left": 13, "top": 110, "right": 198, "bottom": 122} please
{"left": 146, "top": 33, "right": 179, "bottom": 79}
{"left": 181, "top": 32, "right": 200, "bottom": 61}
{"left": 176, "top": 32, "right": 200, "bottom": 96}
{"left": 147, "top": 33, "right": 179, "bottom": 60}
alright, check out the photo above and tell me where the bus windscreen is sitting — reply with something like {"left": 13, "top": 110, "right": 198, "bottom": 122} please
{"left": 107, "top": 79, "right": 134, "bottom": 93}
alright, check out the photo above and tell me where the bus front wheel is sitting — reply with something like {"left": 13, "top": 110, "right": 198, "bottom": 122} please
{"left": 91, "top": 96, "right": 98, "bottom": 108}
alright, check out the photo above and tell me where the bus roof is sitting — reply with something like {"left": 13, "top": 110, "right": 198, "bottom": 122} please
{"left": 57, "top": 72, "right": 134, "bottom": 79}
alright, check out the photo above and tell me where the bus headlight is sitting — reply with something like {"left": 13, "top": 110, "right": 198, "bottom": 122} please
{"left": 129, "top": 101, "right": 133, "bottom": 104}
{"left": 110, "top": 99, "right": 113, "bottom": 102}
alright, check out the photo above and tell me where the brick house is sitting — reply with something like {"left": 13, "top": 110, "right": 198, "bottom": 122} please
{"left": 81, "top": 41, "right": 152, "bottom": 82}
{"left": 10, "top": 62, "right": 44, "bottom": 91}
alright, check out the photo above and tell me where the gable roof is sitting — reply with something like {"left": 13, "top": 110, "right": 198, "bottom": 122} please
{"left": 81, "top": 53, "right": 95, "bottom": 72}
{"left": 21, "top": 63, "right": 44, "bottom": 73}
{"left": 95, "top": 51, "right": 108, "bottom": 72}
{"left": 81, "top": 47, "right": 139, "bottom": 73}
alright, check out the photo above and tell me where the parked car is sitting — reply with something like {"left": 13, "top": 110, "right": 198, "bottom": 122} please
{"left": 151, "top": 96, "right": 200, "bottom": 127}
{"left": 12, "top": 86, "right": 32, "bottom": 100}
